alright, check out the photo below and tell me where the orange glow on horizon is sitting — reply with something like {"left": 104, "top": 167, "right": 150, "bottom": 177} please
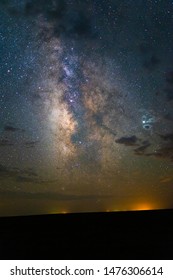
{"left": 132, "top": 203, "right": 156, "bottom": 211}
{"left": 49, "top": 210, "right": 68, "bottom": 215}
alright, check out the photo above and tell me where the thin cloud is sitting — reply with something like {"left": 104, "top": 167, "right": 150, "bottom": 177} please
{"left": 0, "top": 139, "right": 14, "bottom": 146}
{"left": 24, "top": 141, "right": 39, "bottom": 148}
{"left": 115, "top": 135, "right": 138, "bottom": 146}
{"left": 4, "top": 125, "right": 25, "bottom": 132}
{"left": 134, "top": 142, "right": 151, "bottom": 155}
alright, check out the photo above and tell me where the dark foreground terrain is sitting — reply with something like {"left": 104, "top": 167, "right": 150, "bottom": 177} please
{"left": 0, "top": 209, "right": 173, "bottom": 259}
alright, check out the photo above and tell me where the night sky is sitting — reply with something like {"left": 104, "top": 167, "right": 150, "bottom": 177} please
{"left": 0, "top": 0, "right": 173, "bottom": 216}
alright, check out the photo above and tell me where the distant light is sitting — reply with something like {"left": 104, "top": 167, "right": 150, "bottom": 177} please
{"left": 49, "top": 210, "right": 68, "bottom": 215}
{"left": 132, "top": 203, "right": 154, "bottom": 211}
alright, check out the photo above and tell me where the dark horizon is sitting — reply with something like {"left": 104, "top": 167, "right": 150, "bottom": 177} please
{"left": 1, "top": 208, "right": 173, "bottom": 259}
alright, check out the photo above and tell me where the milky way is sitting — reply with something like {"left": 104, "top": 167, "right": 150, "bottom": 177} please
{"left": 0, "top": 0, "right": 173, "bottom": 216}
